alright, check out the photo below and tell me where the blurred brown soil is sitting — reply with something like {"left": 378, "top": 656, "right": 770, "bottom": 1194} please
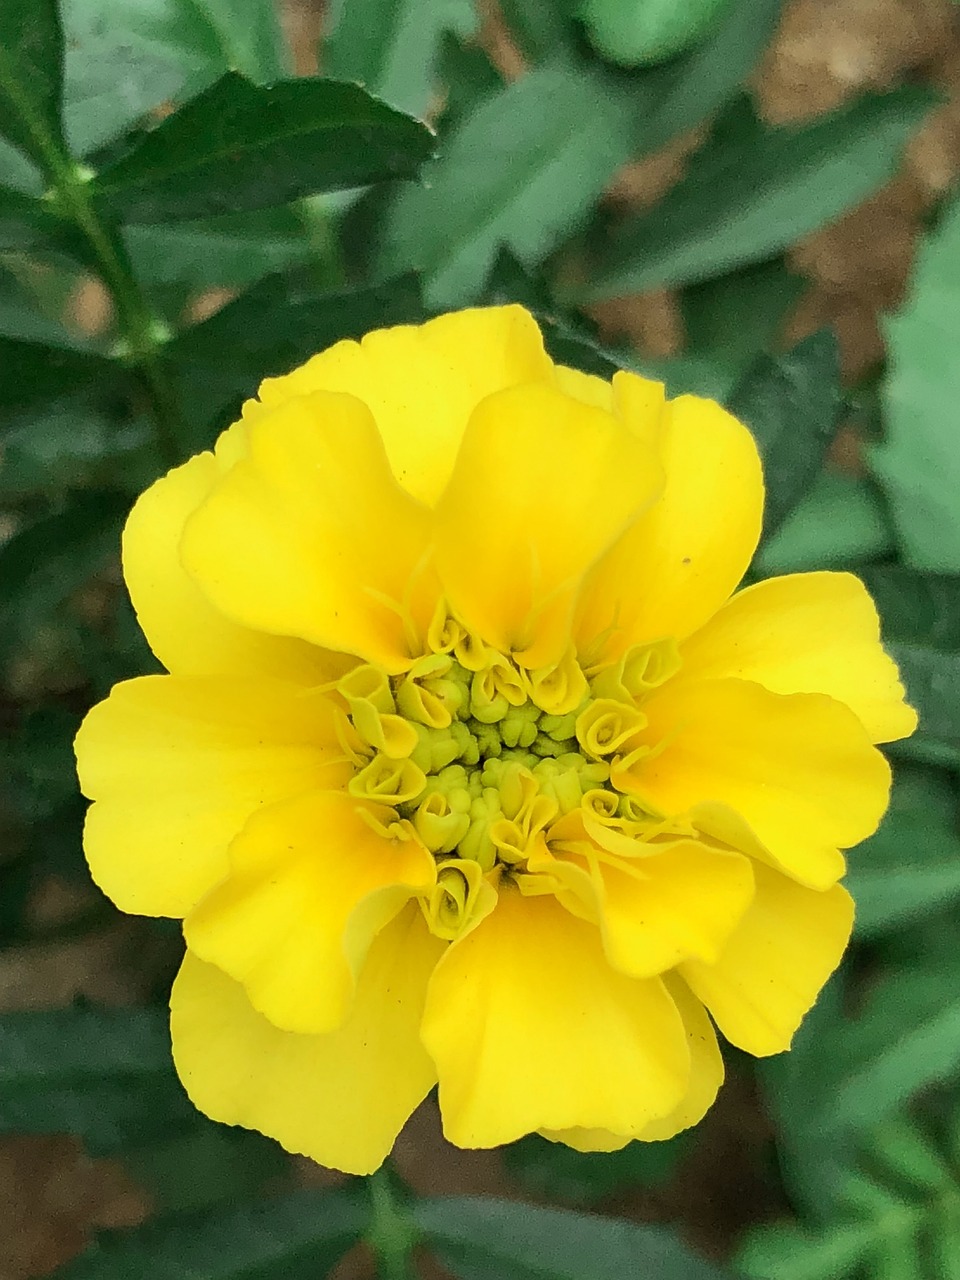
{"left": 7, "top": 0, "right": 960, "bottom": 1275}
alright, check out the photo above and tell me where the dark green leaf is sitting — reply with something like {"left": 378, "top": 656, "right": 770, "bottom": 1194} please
{"left": 873, "top": 192, "right": 960, "bottom": 573}
{"left": 680, "top": 256, "right": 806, "bottom": 397}
{"left": 0, "top": 0, "right": 65, "bottom": 168}
{"left": 0, "top": 490, "right": 129, "bottom": 667}
{"left": 505, "top": 1133, "right": 687, "bottom": 1205}
{"left": 0, "top": 1005, "right": 195, "bottom": 1153}
{"left": 0, "top": 183, "right": 60, "bottom": 249}
{"left": 580, "top": 87, "right": 935, "bottom": 301}
{"left": 54, "top": 1188, "right": 368, "bottom": 1279}
{"left": 415, "top": 1197, "right": 730, "bottom": 1280}
{"left": 847, "top": 766, "right": 960, "bottom": 939}
{"left": 126, "top": 206, "right": 312, "bottom": 289}
{"left": 728, "top": 329, "right": 843, "bottom": 538}
{"left": 324, "top": 0, "right": 475, "bottom": 116}
{"left": 753, "top": 470, "right": 895, "bottom": 577}
{"left": 92, "top": 72, "right": 435, "bottom": 224}
{"left": 498, "top": 0, "right": 575, "bottom": 62}
{"left": 888, "top": 644, "right": 960, "bottom": 759}
{"left": 1, "top": 706, "right": 80, "bottom": 824}
{"left": 861, "top": 567, "right": 960, "bottom": 651}
{"left": 436, "top": 31, "right": 502, "bottom": 126}
{"left": 739, "top": 1219, "right": 877, "bottom": 1280}
{"left": 0, "top": 336, "right": 119, "bottom": 413}
{"left": 167, "top": 272, "right": 425, "bottom": 445}
{"left": 580, "top": 0, "right": 734, "bottom": 66}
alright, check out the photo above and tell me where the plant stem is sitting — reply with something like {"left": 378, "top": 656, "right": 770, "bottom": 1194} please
{"left": 4, "top": 69, "right": 183, "bottom": 464}
{"left": 367, "top": 1167, "right": 418, "bottom": 1280}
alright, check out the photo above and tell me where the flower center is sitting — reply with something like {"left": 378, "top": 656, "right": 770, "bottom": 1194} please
{"left": 335, "top": 621, "right": 686, "bottom": 943}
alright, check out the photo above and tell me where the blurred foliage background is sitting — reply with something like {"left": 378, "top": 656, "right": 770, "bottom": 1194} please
{"left": 2, "top": 0, "right": 960, "bottom": 1276}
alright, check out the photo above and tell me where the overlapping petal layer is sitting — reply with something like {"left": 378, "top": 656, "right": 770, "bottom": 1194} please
{"left": 171, "top": 904, "right": 444, "bottom": 1175}
{"left": 75, "top": 676, "right": 350, "bottom": 917}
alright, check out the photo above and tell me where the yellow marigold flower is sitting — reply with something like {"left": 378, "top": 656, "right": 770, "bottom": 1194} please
{"left": 74, "top": 305, "right": 916, "bottom": 1175}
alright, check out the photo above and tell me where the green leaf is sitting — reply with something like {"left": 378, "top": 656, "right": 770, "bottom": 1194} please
{"left": 92, "top": 71, "right": 434, "bottom": 224}
{"left": 504, "top": 1133, "right": 687, "bottom": 1205}
{"left": 727, "top": 329, "right": 843, "bottom": 538}
{"left": 379, "top": 57, "right": 635, "bottom": 307}
{"left": 873, "top": 193, "right": 960, "bottom": 573}
{"left": 415, "top": 1197, "right": 730, "bottom": 1280}
{"left": 498, "top": 0, "right": 575, "bottom": 62}
{"left": 0, "top": 489, "right": 129, "bottom": 667}
{"left": 53, "top": 1188, "right": 368, "bottom": 1279}
{"left": 0, "top": 183, "right": 59, "bottom": 249}
{"left": 580, "top": 86, "right": 935, "bottom": 301}
{"left": 753, "top": 470, "right": 895, "bottom": 577}
{"left": 0, "top": 335, "right": 118, "bottom": 413}
{"left": 680, "top": 256, "right": 806, "bottom": 397}
{"left": 324, "top": 0, "right": 475, "bottom": 117}
{"left": 0, "top": 0, "right": 65, "bottom": 168}
{"left": 62, "top": 0, "right": 289, "bottom": 156}
{"left": 739, "top": 1220, "right": 876, "bottom": 1280}
{"left": 860, "top": 567, "right": 960, "bottom": 651}
{"left": 167, "top": 271, "right": 424, "bottom": 445}
{"left": 580, "top": 0, "right": 734, "bottom": 66}
{"left": 0, "top": 1005, "right": 196, "bottom": 1153}
{"left": 846, "top": 766, "right": 960, "bottom": 939}
{"left": 125, "top": 206, "right": 312, "bottom": 289}
{"left": 888, "top": 643, "right": 960, "bottom": 760}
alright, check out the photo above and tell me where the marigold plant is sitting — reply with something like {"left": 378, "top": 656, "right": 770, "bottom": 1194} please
{"left": 74, "top": 304, "right": 915, "bottom": 1175}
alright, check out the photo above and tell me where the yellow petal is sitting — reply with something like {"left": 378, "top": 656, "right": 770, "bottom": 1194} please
{"left": 546, "top": 975, "right": 724, "bottom": 1149}
{"left": 624, "top": 678, "right": 891, "bottom": 890}
{"left": 181, "top": 392, "right": 438, "bottom": 672}
{"left": 575, "top": 395, "right": 763, "bottom": 662}
{"left": 75, "top": 676, "right": 349, "bottom": 917}
{"left": 421, "top": 887, "right": 689, "bottom": 1148}
{"left": 171, "top": 904, "right": 445, "bottom": 1175}
{"left": 255, "top": 305, "right": 553, "bottom": 506}
{"left": 184, "top": 791, "right": 435, "bottom": 1034}
{"left": 597, "top": 841, "right": 755, "bottom": 978}
{"left": 636, "top": 975, "right": 723, "bottom": 1141}
{"left": 123, "top": 446, "right": 341, "bottom": 682}
{"left": 678, "top": 572, "right": 917, "bottom": 744}
{"left": 434, "top": 382, "right": 662, "bottom": 669}
{"left": 680, "top": 862, "right": 854, "bottom": 1057}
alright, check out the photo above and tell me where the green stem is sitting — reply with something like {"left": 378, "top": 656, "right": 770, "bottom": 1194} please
{"left": 2, "top": 65, "right": 183, "bottom": 464}
{"left": 367, "top": 1167, "right": 418, "bottom": 1280}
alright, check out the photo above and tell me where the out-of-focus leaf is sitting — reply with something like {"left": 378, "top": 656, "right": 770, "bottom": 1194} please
{"left": 847, "top": 766, "right": 960, "bottom": 938}
{"left": 0, "top": 185, "right": 60, "bottom": 249}
{"left": 505, "top": 1133, "right": 687, "bottom": 1205}
{"left": 128, "top": 1122, "right": 288, "bottom": 1216}
{"left": 680, "top": 257, "right": 806, "bottom": 397}
{"left": 888, "top": 644, "right": 960, "bottom": 762}
{"left": 382, "top": 0, "right": 786, "bottom": 305}
{"left": 0, "top": 0, "right": 65, "bottom": 167}
{"left": 167, "top": 271, "right": 425, "bottom": 445}
{"left": 54, "top": 1188, "right": 368, "bottom": 1279}
{"left": 739, "top": 1220, "right": 877, "bottom": 1280}
{"left": 581, "top": 87, "right": 935, "bottom": 301}
{"left": 62, "top": 0, "right": 289, "bottom": 156}
{"left": 861, "top": 567, "right": 960, "bottom": 651}
{"left": 436, "top": 31, "right": 501, "bottom": 126}
{"left": 92, "top": 72, "right": 434, "bottom": 224}
{"left": 498, "top": 0, "right": 574, "bottom": 61}
{"left": 580, "top": 0, "right": 733, "bottom": 66}
{"left": 415, "top": 1197, "right": 731, "bottom": 1280}
{"left": 0, "top": 1006, "right": 195, "bottom": 1153}
{"left": 0, "top": 336, "right": 118, "bottom": 414}
{"left": 874, "top": 193, "right": 960, "bottom": 573}
{"left": 728, "top": 329, "right": 843, "bottom": 538}
{"left": 324, "top": 0, "right": 475, "bottom": 117}
{"left": 0, "top": 490, "right": 129, "bottom": 666}
{"left": 380, "top": 57, "right": 634, "bottom": 307}
{"left": 0, "top": 396, "right": 156, "bottom": 499}
{"left": 126, "top": 207, "right": 312, "bottom": 289}
{"left": 1, "top": 706, "right": 80, "bottom": 823}
{"left": 753, "top": 470, "right": 895, "bottom": 577}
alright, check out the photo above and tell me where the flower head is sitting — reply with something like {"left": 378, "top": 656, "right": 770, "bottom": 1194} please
{"left": 75, "top": 305, "right": 915, "bottom": 1174}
